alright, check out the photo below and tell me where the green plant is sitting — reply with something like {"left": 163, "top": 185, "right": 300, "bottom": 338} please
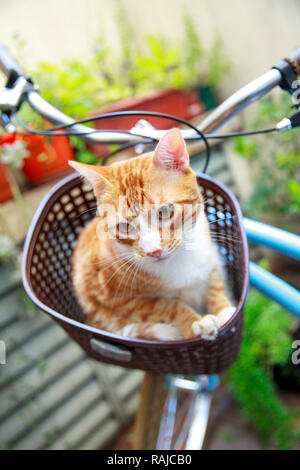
{"left": 0, "top": 234, "right": 18, "bottom": 263}
{"left": 18, "top": 15, "right": 230, "bottom": 125}
{"left": 232, "top": 93, "right": 300, "bottom": 220}
{"left": 206, "top": 34, "right": 232, "bottom": 88}
{"left": 225, "top": 289, "right": 300, "bottom": 449}
{"left": 15, "top": 16, "right": 231, "bottom": 164}
{"left": 128, "top": 35, "right": 187, "bottom": 92}
{"left": 19, "top": 59, "right": 104, "bottom": 126}
{"left": 69, "top": 136, "right": 100, "bottom": 165}
{"left": 116, "top": 18, "right": 230, "bottom": 94}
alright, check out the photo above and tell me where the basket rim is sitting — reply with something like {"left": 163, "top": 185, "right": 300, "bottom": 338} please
{"left": 22, "top": 171, "right": 249, "bottom": 349}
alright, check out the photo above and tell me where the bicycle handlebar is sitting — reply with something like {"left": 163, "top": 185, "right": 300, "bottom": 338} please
{"left": 25, "top": 66, "right": 283, "bottom": 143}
{"left": 25, "top": 67, "right": 283, "bottom": 144}
{"left": 0, "top": 45, "right": 23, "bottom": 83}
{"left": 1, "top": 45, "right": 300, "bottom": 143}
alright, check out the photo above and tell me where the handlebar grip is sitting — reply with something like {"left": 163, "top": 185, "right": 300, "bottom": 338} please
{"left": 287, "top": 48, "right": 300, "bottom": 76}
{"left": 0, "top": 44, "right": 23, "bottom": 82}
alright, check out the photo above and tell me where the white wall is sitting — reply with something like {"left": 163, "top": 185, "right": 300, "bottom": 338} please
{"left": 0, "top": 0, "right": 299, "bottom": 96}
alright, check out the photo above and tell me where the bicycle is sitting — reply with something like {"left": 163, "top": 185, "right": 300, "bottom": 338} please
{"left": 0, "top": 44, "right": 300, "bottom": 450}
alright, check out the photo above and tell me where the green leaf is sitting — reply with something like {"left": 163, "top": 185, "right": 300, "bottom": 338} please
{"left": 76, "top": 150, "right": 99, "bottom": 165}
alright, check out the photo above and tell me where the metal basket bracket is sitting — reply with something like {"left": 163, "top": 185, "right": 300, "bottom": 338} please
{"left": 90, "top": 337, "right": 133, "bottom": 362}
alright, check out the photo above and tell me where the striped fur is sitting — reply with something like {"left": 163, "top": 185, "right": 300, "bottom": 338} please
{"left": 70, "top": 129, "right": 235, "bottom": 341}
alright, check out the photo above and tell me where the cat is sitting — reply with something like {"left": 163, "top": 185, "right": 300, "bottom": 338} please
{"left": 69, "top": 128, "right": 235, "bottom": 341}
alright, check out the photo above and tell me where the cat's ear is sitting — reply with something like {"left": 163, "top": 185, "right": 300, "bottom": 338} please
{"left": 68, "top": 161, "right": 112, "bottom": 196}
{"left": 153, "top": 128, "right": 189, "bottom": 171}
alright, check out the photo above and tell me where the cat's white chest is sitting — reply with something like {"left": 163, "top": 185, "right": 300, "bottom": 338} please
{"left": 162, "top": 247, "right": 213, "bottom": 312}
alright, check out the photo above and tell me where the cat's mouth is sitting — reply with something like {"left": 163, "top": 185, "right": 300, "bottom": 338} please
{"left": 147, "top": 251, "right": 172, "bottom": 262}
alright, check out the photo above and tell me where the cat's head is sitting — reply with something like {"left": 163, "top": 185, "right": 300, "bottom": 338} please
{"left": 69, "top": 129, "right": 203, "bottom": 263}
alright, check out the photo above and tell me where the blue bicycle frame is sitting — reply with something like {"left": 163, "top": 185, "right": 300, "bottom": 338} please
{"left": 244, "top": 218, "right": 300, "bottom": 318}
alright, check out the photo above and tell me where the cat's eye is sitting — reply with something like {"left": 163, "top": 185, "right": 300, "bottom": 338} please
{"left": 158, "top": 204, "right": 174, "bottom": 222}
{"left": 116, "top": 221, "right": 136, "bottom": 238}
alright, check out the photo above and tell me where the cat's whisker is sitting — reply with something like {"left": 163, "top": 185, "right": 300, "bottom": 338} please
{"left": 130, "top": 259, "right": 143, "bottom": 299}
{"left": 74, "top": 206, "right": 98, "bottom": 218}
{"left": 167, "top": 239, "right": 182, "bottom": 254}
{"left": 209, "top": 231, "right": 242, "bottom": 242}
{"left": 100, "top": 259, "right": 132, "bottom": 289}
{"left": 209, "top": 231, "right": 241, "bottom": 241}
{"left": 210, "top": 235, "right": 242, "bottom": 245}
{"left": 206, "top": 214, "right": 237, "bottom": 226}
{"left": 119, "top": 261, "right": 139, "bottom": 303}
{"left": 210, "top": 237, "right": 238, "bottom": 250}
{"left": 100, "top": 255, "right": 135, "bottom": 289}
{"left": 202, "top": 194, "right": 218, "bottom": 206}
{"left": 213, "top": 238, "right": 241, "bottom": 248}
{"left": 97, "top": 256, "right": 133, "bottom": 276}
{"left": 211, "top": 239, "right": 235, "bottom": 249}
{"left": 87, "top": 252, "right": 131, "bottom": 268}
{"left": 112, "top": 257, "right": 137, "bottom": 306}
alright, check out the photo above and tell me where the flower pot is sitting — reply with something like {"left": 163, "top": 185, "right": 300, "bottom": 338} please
{"left": 0, "top": 134, "right": 17, "bottom": 203}
{"left": 22, "top": 134, "right": 75, "bottom": 184}
{"left": 0, "top": 161, "right": 13, "bottom": 203}
{"left": 88, "top": 89, "right": 205, "bottom": 157}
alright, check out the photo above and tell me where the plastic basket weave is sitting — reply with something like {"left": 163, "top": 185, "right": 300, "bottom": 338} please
{"left": 23, "top": 172, "right": 249, "bottom": 375}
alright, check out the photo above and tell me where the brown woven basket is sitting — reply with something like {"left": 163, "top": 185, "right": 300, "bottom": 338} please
{"left": 22, "top": 172, "right": 249, "bottom": 375}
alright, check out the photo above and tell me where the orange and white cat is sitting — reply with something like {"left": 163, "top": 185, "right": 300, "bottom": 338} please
{"left": 69, "top": 129, "right": 235, "bottom": 341}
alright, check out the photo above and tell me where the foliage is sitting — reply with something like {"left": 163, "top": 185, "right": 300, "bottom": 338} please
{"left": 0, "top": 234, "right": 18, "bottom": 263}
{"left": 206, "top": 34, "right": 231, "bottom": 87}
{"left": 14, "top": 16, "right": 230, "bottom": 164}
{"left": 69, "top": 136, "right": 100, "bottom": 164}
{"left": 115, "top": 17, "right": 230, "bottom": 94}
{"left": 225, "top": 289, "right": 300, "bottom": 449}
{"left": 126, "top": 35, "right": 188, "bottom": 92}
{"left": 232, "top": 93, "right": 300, "bottom": 220}
{"left": 18, "top": 15, "right": 230, "bottom": 123}
{"left": 14, "top": 15, "right": 230, "bottom": 164}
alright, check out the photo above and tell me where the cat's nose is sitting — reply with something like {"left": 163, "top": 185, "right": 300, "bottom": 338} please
{"left": 147, "top": 249, "right": 162, "bottom": 259}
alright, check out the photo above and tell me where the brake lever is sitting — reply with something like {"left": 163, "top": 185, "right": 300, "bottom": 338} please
{"left": 0, "top": 112, "right": 16, "bottom": 133}
{"left": 0, "top": 76, "right": 37, "bottom": 132}
{"left": 0, "top": 76, "right": 36, "bottom": 114}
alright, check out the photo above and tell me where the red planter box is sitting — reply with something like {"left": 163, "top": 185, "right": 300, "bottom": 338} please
{"left": 0, "top": 134, "right": 16, "bottom": 203}
{"left": 22, "top": 134, "right": 75, "bottom": 184}
{"left": 0, "top": 161, "right": 13, "bottom": 203}
{"left": 89, "top": 89, "right": 205, "bottom": 157}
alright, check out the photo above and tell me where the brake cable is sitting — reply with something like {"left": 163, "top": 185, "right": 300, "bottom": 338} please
{"left": 11, "top": 108, "right": 297, "bottom": 173}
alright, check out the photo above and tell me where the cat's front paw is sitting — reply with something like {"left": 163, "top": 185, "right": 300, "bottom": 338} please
{"left": 192, "top": 307, "right": 236, "bottom": 340}
{"left": 192, "top": 315, "right": 219, "bottom": 340}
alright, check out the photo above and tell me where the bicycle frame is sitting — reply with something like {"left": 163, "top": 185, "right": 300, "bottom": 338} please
{"left": 245, "top": 218, "right": 300, "bottom": 318}
{"left": 0, "top": 45, "right": 300, "bottom": 450}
